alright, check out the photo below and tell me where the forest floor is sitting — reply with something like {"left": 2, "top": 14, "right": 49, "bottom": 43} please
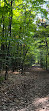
{"left": 0, "top": 66, "right": 49, "bottom": 111}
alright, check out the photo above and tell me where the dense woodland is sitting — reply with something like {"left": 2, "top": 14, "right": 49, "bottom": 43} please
{"left": 0, "top": 1, "right": 49, "bottom": 111}
{"left": 0, "top": 0, "right": 49, "bottom": 79}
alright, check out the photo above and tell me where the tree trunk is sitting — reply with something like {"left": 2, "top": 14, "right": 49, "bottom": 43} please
{"left": 45, "top": 40, "right": 48, "bottom": 70}
{"left": 5, "top": 64, "right": 8, "bottom": 80}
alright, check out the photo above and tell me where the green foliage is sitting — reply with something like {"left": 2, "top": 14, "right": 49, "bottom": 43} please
{"left": 0, "top": 76, "right": 4, "bottom": 83}
{"left": 0, "top": 0, "right": 49, "bottom": 75}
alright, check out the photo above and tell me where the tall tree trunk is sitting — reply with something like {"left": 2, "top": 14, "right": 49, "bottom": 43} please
{"left": 9, "top": 1, "right": 13, "bottom": 37}
{"left": 8, "top": 0, "right": 13, "bottom": 56}
{"left": 5, "top": 1, "right": 13, "bottom": 79}
{"left": 45, "top": 39, "right": 48, "bottom": 70}
{"left": 8, "top": 0, "right": 13, "bottom": 49}
{"left": 2, "top": 15, "right": 4, "bottom": 38}
{"left": 21, "top": 46, "right": 29, "bottom": 74}
{"left": 1, "top": 15, "right": 4, "bottom": 50}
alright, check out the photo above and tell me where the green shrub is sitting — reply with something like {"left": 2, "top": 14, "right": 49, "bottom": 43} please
{"left": 0, "top": 76, "right": 4, "bottom": 83}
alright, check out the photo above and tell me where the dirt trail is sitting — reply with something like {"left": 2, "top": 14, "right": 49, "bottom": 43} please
{"left": 0, "top": 66, "right": 49, "bottom": 111}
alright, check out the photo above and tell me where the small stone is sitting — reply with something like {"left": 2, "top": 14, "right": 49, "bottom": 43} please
{"left": 43, "top": 108, "right": 45, "bottom": 109}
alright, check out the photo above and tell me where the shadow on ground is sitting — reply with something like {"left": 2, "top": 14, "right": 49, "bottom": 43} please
{"left": 0, "top": 66, "right": 49, "bottom": 111}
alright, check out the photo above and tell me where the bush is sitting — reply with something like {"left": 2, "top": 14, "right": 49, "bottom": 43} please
{"left": 0, "top": 76, "right": 4, "bottom": 83}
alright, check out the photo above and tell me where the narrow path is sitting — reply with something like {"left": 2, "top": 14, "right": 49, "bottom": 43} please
{"left": 0, "top": 66, "right": 49, "bottom": 111}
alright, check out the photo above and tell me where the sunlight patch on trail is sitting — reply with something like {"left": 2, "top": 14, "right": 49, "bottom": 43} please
{"left": 33, "top": 95, "right": 49, "bottom": 111}
{"left": 17, "top": 108, "right": 26, "bottom": 111}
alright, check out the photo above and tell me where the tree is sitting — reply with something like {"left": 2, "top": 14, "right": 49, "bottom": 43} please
{"left": 0, "top": 0, "right": 49, "bottom": 79}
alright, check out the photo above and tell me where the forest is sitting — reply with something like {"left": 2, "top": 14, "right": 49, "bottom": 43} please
{"left": 0, "top": 0, "right": 49, "bottom": 77}
{"left": 0, "top": 0, "right": 49, "bottom": 111}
